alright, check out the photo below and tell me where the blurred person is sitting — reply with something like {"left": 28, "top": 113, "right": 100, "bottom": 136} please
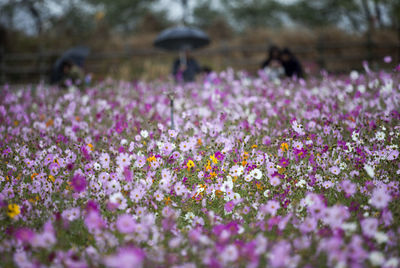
{"left": 59, "top": 60, "right": 85, "bottom": 88}
{"left": 280, "top": 48, "right": 303, "bottom": 78}
{"left": 261, "top": 45, "right": 281, "bottom": 69}
{"left": 172, "top": 49, "right": 201, "bottom": 83}
{"left": 263, "top": 59, "right": 285, "bottom": 81}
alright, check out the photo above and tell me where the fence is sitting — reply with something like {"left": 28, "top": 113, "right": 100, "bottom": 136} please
{"left": 0, "top": 40, "right": 399, "bottom": 84}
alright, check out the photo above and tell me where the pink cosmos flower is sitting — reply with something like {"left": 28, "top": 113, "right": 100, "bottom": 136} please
{"left": 384, "top": 56, "right": 392, "bottom": 63}
{"left": 174, "top": 182, "right": 186, "bottom": 196}
{"left": 370, "top": 187, "right": 392, "bottom": 209}
{"left": 116, "top": 214, "right": 136, "bottom": 234}
{"left": 100, "top": 152, "right": 110, "bottom": 169}
{"left": 265, "top": 200, "right": 280, "bottom": 216}
{"left": 135, "top": 156, "right": 146, "bottom": 168}
{"left": 224, "top": 201, "right": 235, "bottom": 213}
{"left": 270, "top": 176, "right": 281, "bottom": 186}
{"left": 387, "top": 149, "right": 399, "bottom": 160}
{"left": 104, "top": 246, "right": 145, "bottom": 268}
{"left": 299, "top": 217, "right": 317, "bottom": 234}
{"left": 220, "top": 244, "right": 239, "bottom": 264}
{"left": 116, "top": 153, "right": 130, "bottom": 168}
{"left": 268, "top": 241, "right": 292, "bottom": 267}
{"left": 329, "top": 166, "right": 340, "bottom": 175}
{"left": 85, "top": 210, "right": 105, "bottom": 232}
{"left": 361, "top": 217, "right": 378, "bottom": 238}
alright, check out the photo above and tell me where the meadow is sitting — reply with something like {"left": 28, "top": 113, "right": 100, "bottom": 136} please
{"left": 0, "top": 63, "right": 399, "bottom": 267}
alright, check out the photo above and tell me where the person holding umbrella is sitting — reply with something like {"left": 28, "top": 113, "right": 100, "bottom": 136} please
{"left": 154, "top": 25, "right": 210, "bottom": 129}
{"left": 172, "top": 48, "right": 201, "bottom": 82}
{"left": 50, "top": 46, "right": 90, "bottom": 88}
{"left": 154, "top": 25, "right": 210, "bottom": 83}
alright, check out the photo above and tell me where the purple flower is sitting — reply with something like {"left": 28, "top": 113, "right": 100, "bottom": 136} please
{"left": 124, "top": 166, "right": 133, "bottom": 182}
{"left": 70, "top": 174, "right": 87, "bottom": 193}
{"left": 224, "top": 201, "right": 235, "bottom": 213}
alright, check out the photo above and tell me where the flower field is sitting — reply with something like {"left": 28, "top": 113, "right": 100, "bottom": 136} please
{"left": 1, "top": 66, "right": 400, "bottom": 268}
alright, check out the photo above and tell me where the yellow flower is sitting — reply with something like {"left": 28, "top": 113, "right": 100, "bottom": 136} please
{"left": 210, "top": 154, "right": 218, "bottom": 164}
{"left": 7, "top": 204, "right": 20, "bottom": 219}
{"left": 280, "top": 143, "right": 289, "bottom": 152}
{"left": 252, "top": 144, "right": 258, "bottom": 149}
{"left": 205, "top": 161, "right": 212, "bottom": 171}
{"left": 147, "top": 156, "right": 156, "bottom": 163}
{"left": 187, "top": 160, "right": 195, "bottom": 170}
{"left": 48, "top": 175, "right": 55, "bottom": 183}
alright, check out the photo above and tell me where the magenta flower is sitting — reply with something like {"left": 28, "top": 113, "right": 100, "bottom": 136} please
{"left": 70, "top": 174, "right": 87, "bottom": 193}
{"left": 279, "top": 157, "right": 289, "bottom": 168}
{"left": 215, "top": 151, "right": 225, "bottom": 161}
{"left": 14, "top": 227, "right": 35, "bottom": 243}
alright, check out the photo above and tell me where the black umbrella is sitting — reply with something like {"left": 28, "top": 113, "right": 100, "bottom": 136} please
{"left": 154, "top": 26, "right": 210, "bottom": 51}
{"left": 154, "top": 26, "right": 210, "bottom": 130}
{"left": 50, "top": 46, "right": 90, "bottom": 83}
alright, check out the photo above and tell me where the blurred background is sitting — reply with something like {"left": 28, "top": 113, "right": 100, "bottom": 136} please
{"left": 0, "top": 0, "right": 399, "bottom": 84}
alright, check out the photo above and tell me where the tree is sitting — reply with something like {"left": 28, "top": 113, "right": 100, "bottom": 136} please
{"left": 85, "top": 0, "right": 156, "bottom": 32}
{"left": 220, "top": 0, "right": 286, "bottom": 30}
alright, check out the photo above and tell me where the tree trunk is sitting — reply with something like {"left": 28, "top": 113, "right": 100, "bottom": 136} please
{"left": 361, "top": 0, "right": 373, "bottom": 32}
{"left": 373, "top": 0, "right": 382, "bottom": 28}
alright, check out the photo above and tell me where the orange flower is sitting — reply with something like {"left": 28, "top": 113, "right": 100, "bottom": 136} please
{"left": 280, "top": 143, "right": 289, "bottom": 152}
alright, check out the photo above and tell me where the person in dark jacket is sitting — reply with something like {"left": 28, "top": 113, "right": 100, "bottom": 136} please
{"left": 172, "top": 50, "right": 201, "bottom": 82}
{"left": 261, "top": 45, "right": 281, "bottom": 70}
{"left": 280, "top": 48, "right": 303, "bottom": 78}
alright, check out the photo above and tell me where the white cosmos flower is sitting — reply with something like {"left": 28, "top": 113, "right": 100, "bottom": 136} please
{"left": 93, "top": 162, "right": 101, "bottom": 171}
{"left": 364, "top": 165, "right": 375, "bottom": 178}
{"left": 120, "top": 139, "right": 128, "bottom": 145}
{"left": 369, "top": 251, "right": 385, "bottom": 266}
{"left": 374, "top": 231, "right": 388, "bottom": 244}
{"left": 350, "top": 70, "right": 359, "bottom": 81}
{"left": 375, "top": 131, "right": 385, "bottom": 141}
{"left": 140, "top": 130, "right": 149, "bottom": 138}
{"left": 263, "top": 190, "right": 270, "bottom": 198}
{"left": 250, "top": 168, "right": 262, "bottom": 180}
